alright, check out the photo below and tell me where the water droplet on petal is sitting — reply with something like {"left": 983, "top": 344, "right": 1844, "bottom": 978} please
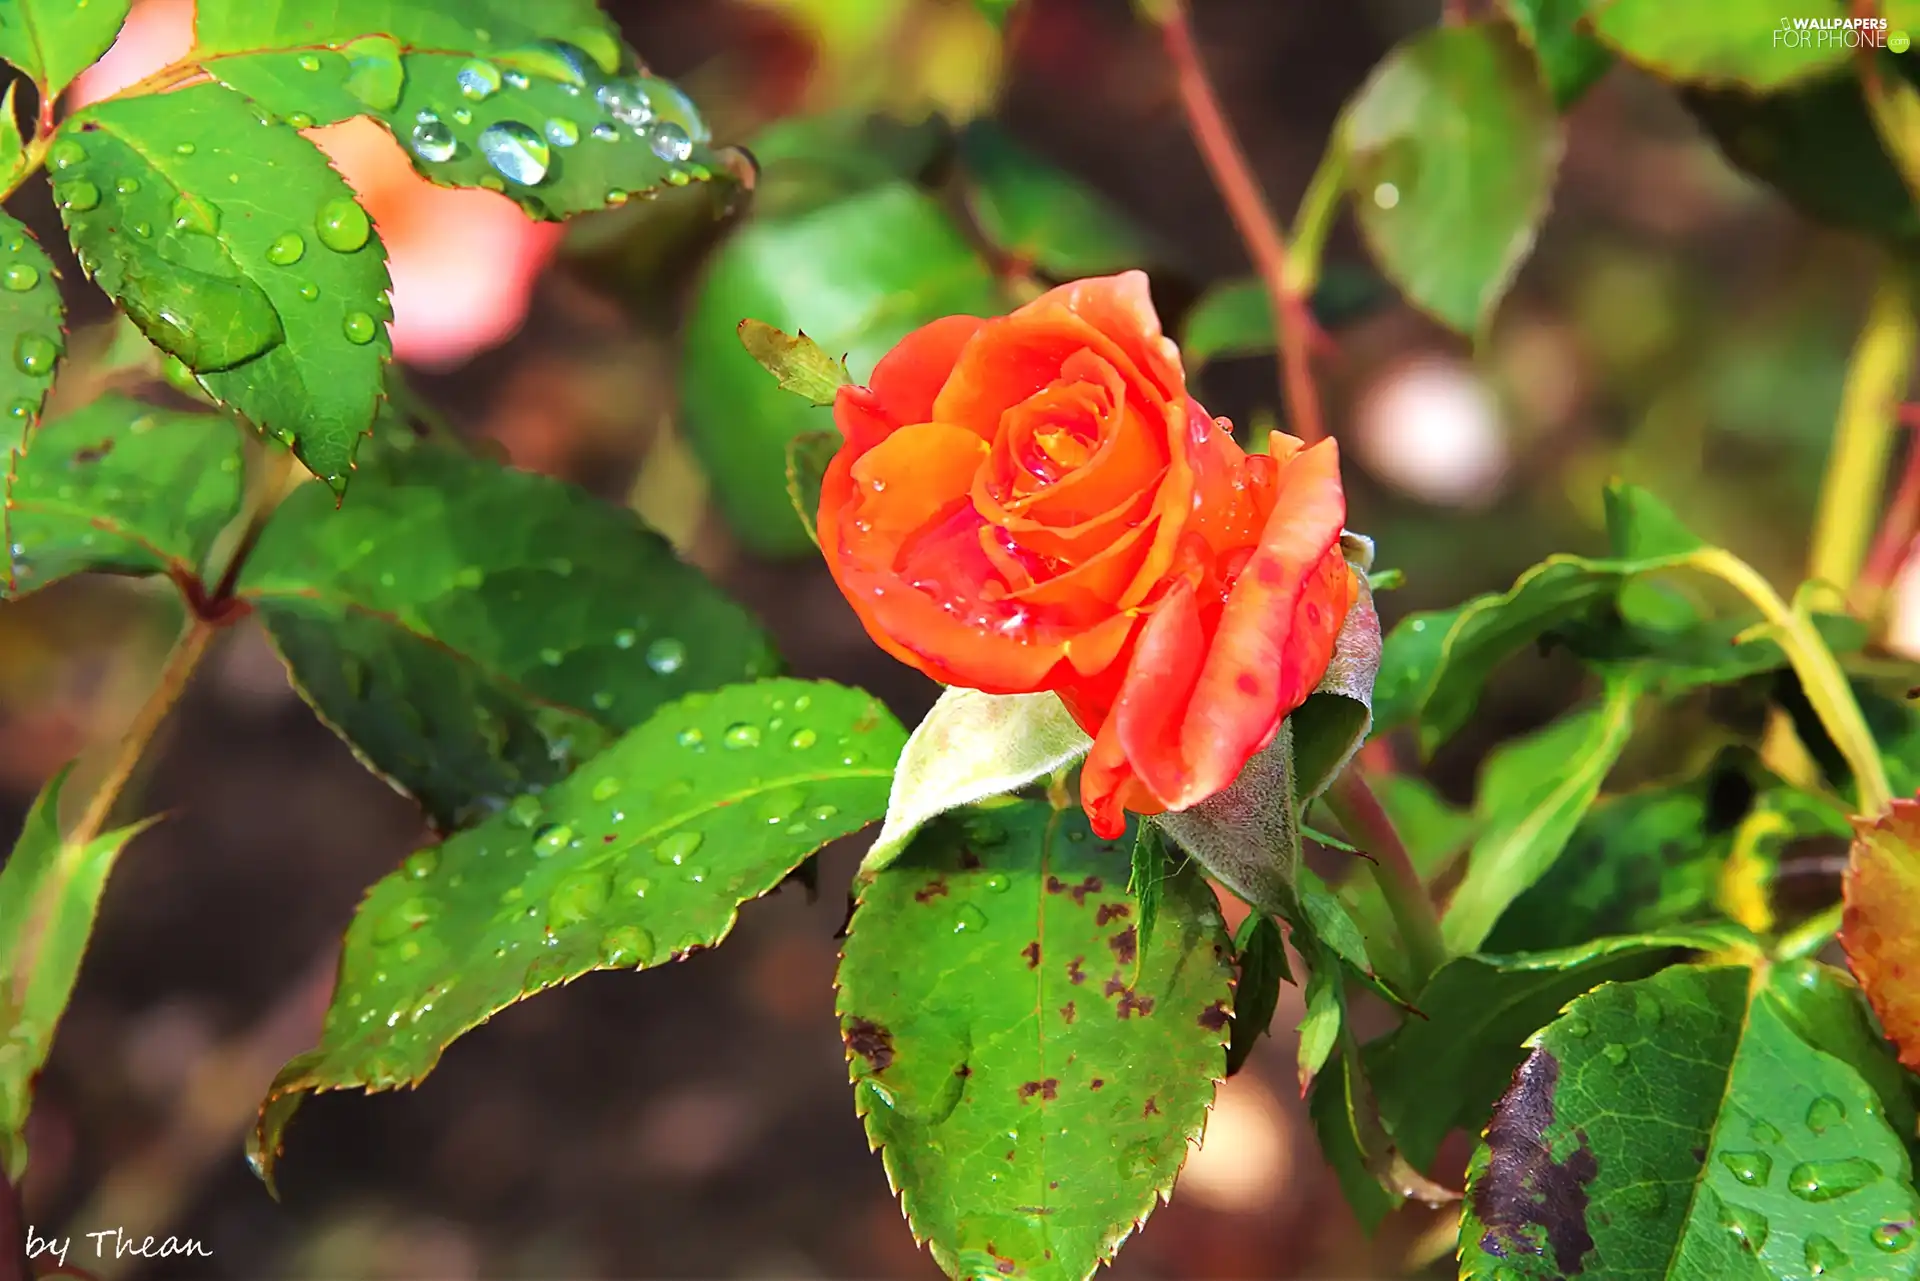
{"left": 654, "top": 830, "right": 704, "bottom": 865}
{"left": 649, "top": 122, "right": 693, "bottom": 163}
{"left": 646, "top": 637, "right": 686, "bottom": 674}
{"left": 316, "top": 197, "right": 372, "bottom": 252}
{"left": 343, "top": 312, "right": 378, "bottom": 345}
{"left": 266, "top": 231, "right": 305, "bottom": 265}
{"left": 478, "top": 120, "right": 550, "bottom": 185}
{"left": 723, "top": 722, "right": 762, "bottom": 750}
{"left": 411, "top": 119, "right": 458, "bottom": 163}
{"left": 1718, "top": 1151, "right": 1772, "bottom": 1187}
{"left": 2, "top": 263, "right": 37, "bottom": 292}
{"left": 457, "top": 59, "right": 502, "bottom": 100}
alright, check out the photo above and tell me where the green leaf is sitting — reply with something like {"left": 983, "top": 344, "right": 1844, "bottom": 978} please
{"left": 1179, "top": 267, "right": 1396, "bottom": 372}
{"left": 1333, "top": 772, "right": 1477, "bottom": 994}
{"left": 957, "top": 120, "right": 1155, "bottom": 277}
{"left": 745, "top": 109, "right": 952, "bottom": 222}
{"left": 1589, "top": 0, "right": 1852, "bottom": 92}
{"left": 1502, "top": 0, "right": 1614, "bottom": 108}
{"left": 5, "top": 395, "right": 243, "bottom": 600}
{"left": 251, "top": 678, "right": 904, "bottom": 1190}
{"left": 0, "top": 766, "right": 155, "bottom": 1179}
{"left": 862, "top": 687, "right": 1090, "bottom": 875}
{"left": 681, "top": 180, "right": 1003, "bottom": 557}
{"left": 1315, "top": 926, "right": 1741, "bottom": 1228}
{"left": 1374, "top": 528, "right": 1694, "bottom": 752}
{"left": 837, "top": 800, "right": 1233, "bottom": 1281}
{"left": 205, "top": 38, "right": 723, "bottom": 221}
{"left": 1226, "top": 912, "right": 1285, "bottom": 1076}
{"left": 1339, "top": 21, "right": 1560, "bottom": 335}
{"left": 55, "top": 83, "right": 392, "bottom": 491}
{"left": 236, "top": 440, "right": 779, "bottom": 831}
{"left": 1441, "top": 675, "right": 1642, "bottom": 954}
{"left": 193, "top": 0, "right": 619, "bottom": 57}
{"left": 1297, "top": 940, "right": 1343, "bottom": 1091}
{"left": 0, "top": 85, "right": 23, "bottom": 190}
{"left": 784, "top": 430, "right": 834, "bottom": 547}
{"left": 1459, "top": 961, "right": 1920, "bottom": 1279}
{"left": 1129, "top": 823, "right": 1167, "bottom": 964}
{"left": 738, "top": 320, "right": 852, "bottom": 407}
{"left": 974, "top": 0, "right": 1021, "bottom": 27}
{"left": 0, "top": 214, "right": 63, "bottom": 438}
{"left": 0, "top": 0, "right": 129, "bottom": 98}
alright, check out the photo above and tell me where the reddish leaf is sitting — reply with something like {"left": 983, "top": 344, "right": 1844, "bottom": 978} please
{"left": 1842, "top": 797, "right": 1920, "bottom": 1071}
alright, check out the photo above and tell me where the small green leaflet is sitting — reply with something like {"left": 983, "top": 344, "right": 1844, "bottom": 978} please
{"left": 237, "top": 440, "right": 780, "bottom": 832}
{"left": 1226, "top": 912, "right": 1286, "bottom": 1075}
{"left": 1588, "top": 0, "right": 1851, "bottom": 92}
{"left": 1128, "top": 822, "right": 1167, "bottom": 964}
{"left": 0, "top": 0, "right": 131, "bottom": 99}
{"left": 738, "top": 321, "right": 852, "bottom": 407}
{"left": 5, "top": 396, "right": 243, "bottom": 600}
{"left": 250, "top": 678, "right": 904, "bottom": 1192}
{"left": 55, "top": 83, "right": 392, "bottom": 492}
{"left": 837, "top": 800, "right": 1233, "bottom": 1281}
{"left": 1459, "top": 961, "right": 1920, "bottom": 1280}
{"left": 1501, "top": 0, "right": 1614, "bottom": 109}
{"left": 784, "top": 430, "right": 835, "bottom": 547}
{"left": 0, "top": 213, "right": 62, "bottom": 441}
{"left": 0, "top": 766, "right": 156, "bottom": 1179}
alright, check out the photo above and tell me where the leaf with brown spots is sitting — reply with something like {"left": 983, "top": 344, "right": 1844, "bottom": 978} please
{"left": 1843, "top": 797, "right": 1920, "bottom": 1072}
{"left": 837, "top": 800, "right": 1232, "bottom": 1281}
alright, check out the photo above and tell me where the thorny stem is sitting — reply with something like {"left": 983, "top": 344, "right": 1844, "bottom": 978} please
{"left": 1323, "top": 768, "right": 1448, "bottom": 989}
{"left": 1158, "top": 0, "right": 1326, "bottom": 443}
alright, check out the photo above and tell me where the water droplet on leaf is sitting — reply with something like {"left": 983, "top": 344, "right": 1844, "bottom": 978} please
{"left": 723, "top": 722, "right": 762, "bottom": 749}
{"left": 404, "top": 849, "right": 439, "bottom": 880}
{"left": 59, "top": 179, "right": 99, "bottom": 212}
{"left": 676, "top": 727, "right": 704, "bottom": 749}
{"left": 954, "top": 904, "right": 988, "bottom": 934}
{"left": 1720, "top": 1202, "right": 1769, "bottom": 1252}
{"left": 1789, "top": 1157, "right": 1881, "bottom": 1202}
{"left": 548, "top": 868, "right": 610, "bottom": 928}
{"left": 545, "top": 118, "right": 580, "bottom": 148}
{"left": 343, "top": 33, "right": 404, "bottom": 111}
{"left": 316, "top": 198, "right": 372, "bottom": 252}
{"left": 599, "top": 925, "right": 653, "bottom": 968}
{"left": 1807, "top": 1095, "right": 1847, "bottom": 1133}
{"left": 457, "top": 59, "right": 502, "bottom": 100}
{"left": 478, "top": 121, "right": 550, "bottom": 185}
{"left": 266, "top": 231, "right": 305, "bottom": 265}
{"left": 411, "top": 120, "right": 458, "bottom": 163}
{"left": 646, "top": 637, "right": 686, "bottom": 674}
{"left": 1872, "top": 1220, "right": 1917, "bottom": 1252}
{"left": 1719, "top": 1151, "right": 1772, "bottom": 1187}
{"left": 14, "top": 334, "right": 55, "bottom": 376}
{"left": 532, "top": 823, "right": 574, "bottom": 856}
{"left": 48, "top": 139, "right": 84, "bottom": 169}
{"left": 2, "top": 263, "right": 36, "bottom": 292}
{"left": 591, "top": 777, "right": 621, "bottom": 802}
{"left": 1805, "top": 1234, "right": 1848, "bottom": 1275}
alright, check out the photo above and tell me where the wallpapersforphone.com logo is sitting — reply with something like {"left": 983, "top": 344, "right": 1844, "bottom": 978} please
{"left": 1773, "top": 15, "right": 1909, "bottom": 51}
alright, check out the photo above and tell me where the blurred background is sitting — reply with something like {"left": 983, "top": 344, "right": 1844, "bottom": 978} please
{"left": 1, "top": 0, "right": 1900, "bottom": 1277}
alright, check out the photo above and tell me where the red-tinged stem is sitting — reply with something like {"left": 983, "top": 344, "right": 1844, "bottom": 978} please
{"left": 1856, "top": 420, "right": 1920, "bottom": 614}
{"left": 1323, "top": 768, "right": 1448, "bottom": 988}
{"left": 1158, "top": 0, "right": 1327, "bottom": 443}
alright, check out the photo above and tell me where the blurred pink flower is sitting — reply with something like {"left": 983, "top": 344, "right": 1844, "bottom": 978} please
{"left": 71, "top": 0, "right": 562, "bottom": 369}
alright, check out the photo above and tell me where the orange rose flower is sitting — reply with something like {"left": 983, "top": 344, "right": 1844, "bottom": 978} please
{"left": 818, "top": 271, "right": 1355, "bottom": 839}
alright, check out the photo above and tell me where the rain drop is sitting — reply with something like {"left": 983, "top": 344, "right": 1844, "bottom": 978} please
{"left": 983, "top": 873, "right": 1010, "bottom": 893}
{"left": 788, "top": 728, "right": 817, "bottom": 749}
{"left": 723, "top": 722, "right": 762, "bottom": 749}
{"left": 1807, "top": 1095, "right": 1847, "bottom": 1134}
{"left": 404, "top": 848, "right": 439, "bottom": 880}
{"left": 287, "top": 111, "right": 315, "bottom": 129}
{"left": 756, "top": 787, "right": 805, "bottom": 824}
{"left": 600, "top": 925, "right": 653, "bottom": 968}
{"left": 1720, "top": 1202, "right": 1769, "bottom": 1253}
{"left": 597, "top": 79, "right": 653, "bottom": 127}
{"left": 646, "top": 637, "right": 687, "bottom": 674}
{"left": 1749, "top": 1118, "right": 1784, "bottom": 1145}
{"left": 298, "top": 283, "right": 319, "bottom": 301}
{"left": 649, "top": 122, "right": 693, "bottom": 164}
{"left": 115, "top": 176, "right": 139, "bottom": 194}
{"left": 266, "top": 231, "right": 305, "bottom": 265}
{"left": 170, "top": 194, "right": 218, "bottom": 234}
{"left": 452, "top": 107, "right": 473, "bottom": 126}
{"left": 48, "top": 139, "right": 85, "bottom": 169}
{"left": 1872, "top": 1220, "right": 1918, "bottom": 1252}
{"left": 810, "top": 805, "right": 839, "bottom": 822}
{"left": 1805, "top": 1234, "right": 1848, "bottom": 1275}
{"left": 591, "top": 777, "right": 621, "bottom": 802}
{"left": 59, "top": 180, "right": 99, "bottom": 212}
{"left": 373, "top": 895, "right": 433, "bottom": 943}
{"left": 654, "top": 830, "right": 704, "bottom": 865}
{"left": 546, "top": 118, "right": 580, "bottom": 147}
{"left": 504, "top": 70, "right": 530, "bottom": 90}
{"left": 548, "top": 869, "right": 610, "bottom": 928}
{"left": 1561, "top": 1015, "right": 1591, "bottom": 1039}
{"left": 316, "top": 197, "right": 372, "bottom": 252}
{"left": 532, "top": 823, "right": 575, "bottom": 856}
{"left": 457, "top": 59, "right": 502, "bottom": 100}
{"left": 13, "top": 334, "right": 55, "bottom": 376}
{"left": 1601, "top": 1042, "right": 1629, "bottom": 1067}
{"left": 1, "top": 263, "right": 37, "bottom": 292}
{"left": 954, "top": 904, "right": 988, "bottom": 934}
{"left": 591, "top": 123, "right": 619, "bottom": 142}
{"left": 342, "top": 33, "right": 404, "bottom": 111}
{"left": 411, "top": 120, "right": 458, "bottom": 163}
{"left": 614, "top": 628, "right": 637, "bottom": 649}
{"left": 479, "top": 121, "right": 550, "bottom": 184}
{"left": 343, "top": 312, "right": 378, "bottom": 345}
{"left": 677, "top": 727, "right": 704, "bottom": 749}
{"left": 296, "top": 54, "right": 322, "bottom": 71}
{"left": 1718, "top": 1150, "right": 1772, "bottom": 1187}
{"left": 1789, "top": 1157, "right": 1881, "bottom": 1202}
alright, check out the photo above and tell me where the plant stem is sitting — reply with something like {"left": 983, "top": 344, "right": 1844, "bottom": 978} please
{"left": 64, "top": 621, "right": 213, "bottom": 847}
{"left": 1854, "top": 417, "right": 1920, "bottom": 618}
{"left": 1323, "top": 768, "right": 1448, "bottom": 989}
{"left": 1285, "top": 144, "right": 1346, "bottom": 299}
{"left": 1776, "top": 901, "right": 1846, "bottom": 962}
{"left": 1683, "top": 547, "right": 1893, "bottom": 816}
{"left": 1158, "top": 0, "right": 1326, "bottom": 443}
{"left": 1809, "top": 275, "right": 1915, "bottom": 594}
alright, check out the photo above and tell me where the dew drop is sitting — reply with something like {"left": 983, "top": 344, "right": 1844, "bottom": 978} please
{"left": 1749, "top": 1118, "right": 1784, "bottom": 1145}
{"left": 545, "top": 118, "right": 580, "bottom": 147}
{"left": 297, "top": 53, "right": 322, "bottom": 71}
{"left": 531, "top": 823, "right": 575, "bottom": 856}
{"left": 599, "top": 925, "right": 653, "bottom": 968}
{"left": 1872, "top": 1220, "right": 1918, "bottom": 1253}
{"left": 404, "top": 848, "right": 439, "bottom": 880}
{"left": 1805, "top": 1234, "right": 1849, "bottom": 1275}
{"left": 649, "top": 121, "right": 693, "bottom": 163}
{"left": 810, "top": 804, "right": 839, "bottom": 822}
{"left": 954, "top": 904, "right": 988, "bottom": 934}
{"left": 298, "top": 282, "right": 319, "bottom": 301}
{"left": 597, "top": 79, "right": 653, "bottom": 127}
{"left": 13, "top": 334, "right": 55, "bottom": 376}
{"left": 788, "top": 728, "right": 817, "bottom": 749}
{"left": 115, "top": 176, "right": 139, "bottom": 195}
{"left": 174, "top": 141, "right": 195, "bottom": 155}
{"left": 654, "top": 830, "right": 704, "bottom": 865}
{"left": 1789, "top": 1157, "right": 1881, "bottom": 1202}
{"left": 342, "top": 312, "right": 378, "bottom": 345}
{"left": 478, "top": 120, "right": 550, "bottom": 184}
{"left": 316, "top": 197, "right": 372, "bottom": 252}
{"left": 591, "top": 777, "right": 621, "bottom": 802}
{"left": 457, "top": 59, "right": 502, "bottom": 100}
{"left": 723, "top": 722, "right": 762, "bottom": 750}
{"left": 1561, "top": 1015, "right": 1591, "bottom": 1039}
{"left": 1720, "top": 1201, "right": 1770, "bottom": 1253}
{"left": 287, "top": 111, "right": 315, "bottom": 129}
{"left": 1601, "top": 1042, "right": 1629, "bottom": 1067}
{"left": 1718, "top": 1150, "right": 1772, "bottom": 1188}
{"left": 266, "top": 231, "right": 305, "bottom": 265}
{"left": 1807, "top": 1095, "right": 1847, "bottom": 1134}
{"left": 342, "top": 33, "right": 405, "bottom": 111}
{"left": 452, "top": 107, "right": 473, "bottom": 126}
{"left": 614, "top": 627, "right": 637, "bottom": 649}
{"left": 676, "top": 727, "right": 704, "bottom": 749}
{"left": 591, "top": 122, "right": 619, "bottom": 142}
{"left": 59, "top": 179, "right": 99, "bottom": 212}
{"left": 48, "top": 139, "right": 85, "bottom": 169}
{"left": 622, "top": 876, "right": 651, "bottom": 900}
{"left": 411, "top": 119, "right": 458, "bottom": 163}
{"left": 548, "top": 869, "right": 610, "bottom": 928}
{"left": 1, "top": 263, "right": 37, "bottom": 292}
{"left": 983, "top": 872, "right": 1010, "bottom": 893}
{"left": 646, "top": 637, "right": 686, "bottom": 674}
{"left": 756, "top": 786, "right": 805, "bottom": 824}
{"left": 373, "top": 895, "right": 433, "bottom": 943}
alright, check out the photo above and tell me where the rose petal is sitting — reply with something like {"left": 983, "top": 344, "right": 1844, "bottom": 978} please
{"left": 832, "top": 315, "right": 987, "bottom": 454}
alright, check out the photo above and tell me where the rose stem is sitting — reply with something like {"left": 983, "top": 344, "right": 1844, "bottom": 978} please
{"left": 1157, "top": 0, "right": 1327, "bottom": 444}
{"left": 1323, "top": 768, "right": 1448, "bottom": 989}
{"left": 1853, "top": 405, "right": 1920, "bottom": 621}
